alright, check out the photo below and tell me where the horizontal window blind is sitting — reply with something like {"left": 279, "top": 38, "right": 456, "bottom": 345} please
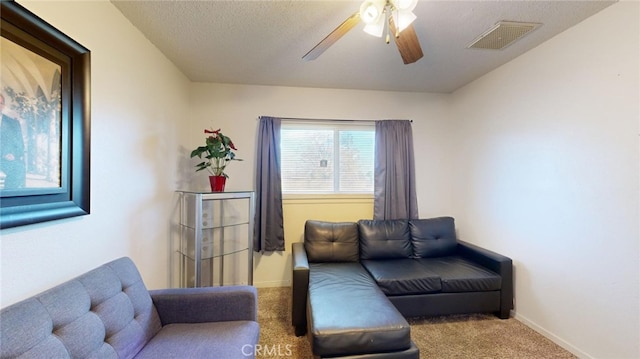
{"left": 280, "top": 121, "right": 374, "bottom": 194}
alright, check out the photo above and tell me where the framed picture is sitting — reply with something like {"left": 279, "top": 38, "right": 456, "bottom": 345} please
{"left": 1, "top": 1, "right": 90, "bottom": 229}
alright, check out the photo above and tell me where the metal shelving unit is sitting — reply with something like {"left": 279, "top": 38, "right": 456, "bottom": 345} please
{"left": 176, "top": 191, "right": 254, "bottom": 287}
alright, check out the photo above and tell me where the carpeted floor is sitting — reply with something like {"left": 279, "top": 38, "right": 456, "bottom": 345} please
{"left": 257, "top": 287, "right": 576, "bottom": 358}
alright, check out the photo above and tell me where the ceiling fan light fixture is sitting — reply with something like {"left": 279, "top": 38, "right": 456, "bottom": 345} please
{"left": 391, "top": 0, "right": 418, "bottom": 12}
{"left": 303, "top": 0, "right": 423, "bottom": 64}
{"left": 364, "top": 21, "right": 385, "bottom": 37}
{"left": 359, "top": 1, "right": 385, "bottom": 24}
{"left": 394, "top": 10, "right": 416, "bottom": 33}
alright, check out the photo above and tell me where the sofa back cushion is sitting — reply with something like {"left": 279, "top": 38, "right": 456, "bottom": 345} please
{"left": 409, "top": 217, "right": 458, "bottom": 258}
{"left": 358, "top": 219, "right": 412, "bottom": 260}
{"left": 0, "top": 257, "right": 162, "bottom": 359}
{"left": 305, "top": 220, "right": 359, "bottom": 262}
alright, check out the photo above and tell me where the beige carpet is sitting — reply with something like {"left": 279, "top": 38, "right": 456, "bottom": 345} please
{"left": 257, "top": 287, "right": 576, "bottom": 358}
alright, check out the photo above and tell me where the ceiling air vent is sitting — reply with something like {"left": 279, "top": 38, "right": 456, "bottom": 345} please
{"left": 468, "top": 21, "right": 541, "bottom": 50}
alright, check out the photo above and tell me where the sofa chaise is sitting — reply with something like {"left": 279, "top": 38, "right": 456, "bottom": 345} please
{"left": 292, "top": 217, "right": 513, "bottom": 358}
{"left": 0, "top": 257, "right": 260, "bottom": 358}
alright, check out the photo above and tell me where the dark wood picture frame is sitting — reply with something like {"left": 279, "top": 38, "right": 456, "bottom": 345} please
{"left": 0, "top": 1, "right": 90, "bottom": 229}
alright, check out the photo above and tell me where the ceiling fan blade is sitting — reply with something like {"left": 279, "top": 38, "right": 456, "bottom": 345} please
{"left": 303, "top": 12, "right": 361, "bottom": 61}
{"left": 389, "top": 17, "right": 424, "bottom": 64}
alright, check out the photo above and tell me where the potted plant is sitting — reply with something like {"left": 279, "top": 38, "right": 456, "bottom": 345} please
{"left": 190, "top": 128, "right": 242, "bottom": 192}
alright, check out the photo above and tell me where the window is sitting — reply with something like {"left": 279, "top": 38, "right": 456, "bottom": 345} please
{"left": 280, "top": 121, "right": 375, "bottom": 194}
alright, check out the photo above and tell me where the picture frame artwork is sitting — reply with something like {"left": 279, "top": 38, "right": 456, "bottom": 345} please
{"left": 1, "top": 1, "right": 91, "bottom": 229}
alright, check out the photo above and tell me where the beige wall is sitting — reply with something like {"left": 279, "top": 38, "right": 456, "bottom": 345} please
{"left": 449, "top": 2, "right": 639, "bottom": 358}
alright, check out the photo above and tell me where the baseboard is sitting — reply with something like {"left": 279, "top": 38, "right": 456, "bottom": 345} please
{"left": 514, "top": 312, "right": 592, "bottom": 359}
{"left": 253, "top": 279, "right": 291, "bottom": 288}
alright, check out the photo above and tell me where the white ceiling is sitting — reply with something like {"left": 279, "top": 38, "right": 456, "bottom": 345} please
{"left": 112, "top": 0, "right": 616, "bottom": 93}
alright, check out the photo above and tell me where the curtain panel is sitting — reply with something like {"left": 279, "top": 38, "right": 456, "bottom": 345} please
{"left": 373, "top": 120, "right": 419, "bottom": 220}
{"left": 254, "top": 116, "right": 285, "bottom": 252}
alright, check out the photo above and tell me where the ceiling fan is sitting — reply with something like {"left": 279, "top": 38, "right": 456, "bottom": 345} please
{"left": 303, "top": 0, "right": 423, "bottom": 65}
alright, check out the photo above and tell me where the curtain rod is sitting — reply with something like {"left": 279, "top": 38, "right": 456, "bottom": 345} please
{"left": 258, "top": 116, "right": 412, "bottom": 123}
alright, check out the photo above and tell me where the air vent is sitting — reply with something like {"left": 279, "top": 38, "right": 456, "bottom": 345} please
{"left": 468, "top": 21, "right": 541, "bottom": 50}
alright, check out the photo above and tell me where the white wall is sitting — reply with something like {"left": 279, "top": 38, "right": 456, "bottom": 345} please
{"left": 187, "top": 83, "right": 453, "bottom": 287}
{"left": 450, "top": 2, "right": 639, "bottom": 358}
{"left": 1, "top": 1, "right": 190, "bottom": 307}
{"left": 187, "top": 83, "right": 453, "bottom": 214}
{"left": 2, "top": 1, "right": 637, "bottom": 358}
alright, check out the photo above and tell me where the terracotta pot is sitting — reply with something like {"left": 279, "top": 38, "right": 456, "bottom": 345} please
{"left": 209, "top": 175, "right": 226, "bottom": 192}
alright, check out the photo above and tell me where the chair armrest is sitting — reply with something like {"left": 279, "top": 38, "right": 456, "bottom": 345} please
{"left": 150, "top": 285, "right": 257, "bottom": 325}
{"left": 291, "top": 242, "right": 309, "bottom": 336}
{"left": 457, "top": 241, "right": 513, "bottom": 318}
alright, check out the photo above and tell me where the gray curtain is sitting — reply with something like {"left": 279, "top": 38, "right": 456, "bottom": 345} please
{"left": 254, "top": 116, "right": 285, "bottom": 252}
{"left": 373, "top": 120, "right": 419, "bottom": 220}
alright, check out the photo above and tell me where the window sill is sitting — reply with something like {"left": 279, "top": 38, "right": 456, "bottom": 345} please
{"left": 283, "top": 193, "right": 373, "bottom": 204}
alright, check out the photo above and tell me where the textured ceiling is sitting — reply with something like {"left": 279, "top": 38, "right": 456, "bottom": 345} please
{"left": 112, "top": 0, "right": 616, "bottom": 93}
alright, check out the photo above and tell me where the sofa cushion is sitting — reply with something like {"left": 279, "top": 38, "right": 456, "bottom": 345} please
{"left": 0, "top": 295, "right": 99, "bottom": 359}
{"left": 417, "top": 256, "right": 502, "bottom": 292}
{"left": 305, "top": 220, "right": 359, "bottom": 262}
{"left": 409, "top": 217, "right": 458, "bottom": 258}
{"left": 308, "top": 262, "right": 411, "bottom": 357}
{"left": 361, "top": 259, "right": 442, "bottom": 295}
{"left": 133, "top": 321, "right": 260, "bottom": 359}
{"left": 358, "top": 219, "right": 412, "bottom": 260}
{"left": 0, "top": 257, "right": 162, "bottom": 359}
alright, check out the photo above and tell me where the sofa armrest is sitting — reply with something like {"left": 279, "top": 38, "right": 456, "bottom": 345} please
{"left": 457, "top": 241, "right": 510, "bottom": 272}
{"left": 457, "top": 241, "right": 513, "bottom": 319}
{"left": 150, "top": 285, "right": 257, "bottom": 325}
{"left": 291, "top": 242, "right": 310, "bottom": 336}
